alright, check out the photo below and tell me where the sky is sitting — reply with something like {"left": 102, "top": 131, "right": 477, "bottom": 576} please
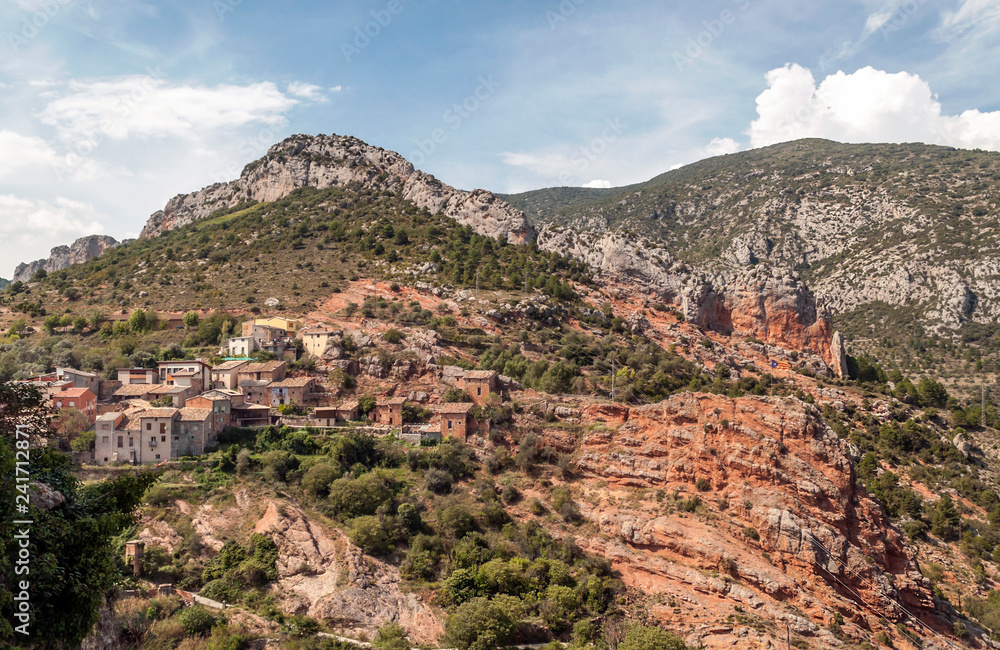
{"left": 2, "top": 0, "right": 1000, "bottom": 278}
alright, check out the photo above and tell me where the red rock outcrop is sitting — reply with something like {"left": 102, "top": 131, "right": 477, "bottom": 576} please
{"left": 572, "top": 393, "right": 948, "bottom": 647}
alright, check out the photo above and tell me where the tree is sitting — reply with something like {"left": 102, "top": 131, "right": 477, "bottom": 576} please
{"left": 917, "top": 377, "right": 949, "bottom": 408}
{"left": 0, "top": 382, "right": 159, "bottom": 647}
{"left": 73, "top": 316, "right": 89, "bottom": 333}
{"left": 56, "top": 407, "right": 91, "bottom": 440}
{"left": 373, "top": 622, "right": 410, "bottom": 650}
{"left": 358, "top": 395, "right": 377, "bottom": 417}
{"left": 350, "top": 516, "right": 392, "bottom": 555}
{"left": 127, "top": 309, "right": 149, "bottom": 333}
{"left": 444, "top": 597, "right": 519, "bottom": 650}
{"left": 930, "top": 494, "right": 961, "bottom": 541}
{"left": 183, "top": 311, "right": 200, "bottom": 329}
{"left": 618, "top": 625, "right": 688, "bottom": 650}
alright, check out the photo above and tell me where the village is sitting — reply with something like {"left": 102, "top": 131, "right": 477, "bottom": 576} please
{"left": 19, "top": 314, "right": 510, "bottom": 466}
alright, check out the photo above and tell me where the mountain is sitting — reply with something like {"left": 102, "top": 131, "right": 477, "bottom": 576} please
{"left": 140, "top": 133, "right": 534, "bottom": 245}
{"left": 13, "top": 234, "right": 120, "bottom": 283}
{"left": 505, "top": 139, "right": 1000, "bottom": 343}
{"left": 0, "top": 277, "right": 8, "bottom": 290}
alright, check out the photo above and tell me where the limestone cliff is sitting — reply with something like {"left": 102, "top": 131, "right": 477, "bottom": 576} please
{"left": 13, "top": 234, "right": 119, "bottom": 282}
{"left": 139, "top": 134, "right": 534, "bottom": 245}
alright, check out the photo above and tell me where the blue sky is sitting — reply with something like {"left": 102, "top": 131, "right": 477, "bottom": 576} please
{"left": 2, "top": 0, "right": 1000, "bottom": 277}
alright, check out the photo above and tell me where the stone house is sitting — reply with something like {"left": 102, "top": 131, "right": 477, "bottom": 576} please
{"left": 456, "top": 370, "right": 499, "bottom": 404}
{"left": 176, "top": 407, "right": 215, "bottom": 456}
{"left": 211, "top": 360, "right": 249, "bottom": 390}
{"left": 313, "top": 401, "right": 359, "bottom": 426}
{"left": 56, "top": 367, "right": 101, "bottom": 395}
{"left": 52, "top": 387, "right": 97, "bottom": 423}
{"left": 186, "top": 394, "right": 233, "bottom": 432}
{"left": 232, "top": 403, "right": 272, "bottom": 428}
{"left": 239, "top": 380, "right": 271, "bottom": 407}
{"left": 269, "top": 377, "right": 320, "bottom": 407}
{"left": 238, "top": 361, "right": 287, "bottom": 383}
{"left": 302, "top": 326, "right": 338, "bottom": 357}
{"left": 94, "top": 412, "right": 128, "bottom": 465}
{"left": 372, "top": 397, "right": 407, "bottom": 426}
{"left": 435, "top": 403, "right": 475, "bottom": 440}
{"left": 138, "top": 409, "right": 181, "bottom": 464}
{"left": 146, "top": 384, "right": 196, "bottom": 408}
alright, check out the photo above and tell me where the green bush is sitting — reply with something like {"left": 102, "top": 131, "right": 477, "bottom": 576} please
{"left": 373, "top": 622, "right": 410, "bottom": 650}
{"left": 350, "top": 516, "right": 392, "bottom": 555}
{"left": 302, "top": 463, "right": 341, "bottom": 497}
{"left": 261, "top": 450, "right": 299, "bottom": 482}
{"left": 326, "top": 471, "right": 397, "bottom": 520}
{"left": 444, "top": 597, "right": 519, "bottom": 650}
{"left": 618, "top": 624, "right": 688, "bottom": 650}
{"left": 178, "top": 606, "right": 216, "bottom": 636}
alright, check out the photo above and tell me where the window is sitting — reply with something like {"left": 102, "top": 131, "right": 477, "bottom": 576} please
{"left": 146, "top": 423, "right": 152, "bottom": 431}
{"left": 102, "top": 436, "right": 109, "bottom": 444}
{"left": 149, "top": 437, "right": 157, "bottom": 447}
{"left": 160, "top": 423, "right": 167, "bottom": 434}
{"left": 477, "top": 387, "right": 482, "bottom": 396}
{"left": 128, "top": 437, "right": 134, "bottom": 447}
{"left": 155, "top": 454, "right": 160, "bottom": 460}
{"left": 117, "top": 436, "right": 123, "bottom": 448}
{"left": 447, "top": 420, "right": 453, "bottom": 430}
{"left": 161, "top": 436, "right": 166, "bottom": 442}
{"left": 68, "top": 400, "right": 75, "bottom": 407}
{"left": 174, "top": 436, "right": 179, "bottom": 441}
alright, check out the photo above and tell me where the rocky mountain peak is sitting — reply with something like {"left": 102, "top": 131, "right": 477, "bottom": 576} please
{"left": 139, "top": 133, "right": 535, "bottom": 245}
{"left": 13, "top": 235, "right": 119, "bottom": 283}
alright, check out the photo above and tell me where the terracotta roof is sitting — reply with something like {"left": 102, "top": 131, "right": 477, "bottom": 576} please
{"left": 56, "top": 387, "right": 94, "bottom": 399}
{"left": 436, "top": 402, "right": 475, "bottom": 414}
{"left": 239, "top": 379, "right": 270, "bottom": 388}
{"left": 463, "top": 370, "right": 498, "bottom": 380}
{"left": 179, "top": 407, "right": 212, "bottom": 421}
{"left": 270, "top": 377, "right": 316, "bottom": 388}
{"left": 240, "top": 361, "right": 286, "bottom": 374}
{"left": 97, "top": 412, "right": 125, "bottom": 422}
{"left": 169, "top": 369, "right": 201, "bottom": 377}
{"left": 139, "top": 408, "right": 179, "bottom": 419}
{"left": 302, "top": 326, "right": 338, "bottom": 335}
{"left": 115, "top": 384, "right": 156, "bottom": 397}
{"left": 147, "top": 384, "right": 186, "bottom": 395}
{"left": 233, "top": 403, "right": 270, "bottom": 412}
{"left": 212, "top": 360, "right": 249, "bottom": 371}
{"left": 122, "top": 416, "right": 142, "bottom": 431}
{"left": 378, "top": 397, "right": 407, "bottom": 406}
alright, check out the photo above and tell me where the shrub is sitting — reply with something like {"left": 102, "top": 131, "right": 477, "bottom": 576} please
{"left": 425, "top": 468, "right": 454, "bottom": 494}
{"left": 302, "top": 463, "right": 341, "bottom": 497}
{"left": 326, "top": 472, "right": 396, "bottom": 520}
{"left": 443, "top": 597, "right": 519, "bottom": 650}
{"left": 743, "top": 527, "right": 760, "bottom": 541}
{"left": 373, "top": 622, "right": 410, "bottom": 650}
{"left": 443, "top": 388, "right": 473, "bottom": 403}
{"left": 261, "top": 450, "right": 299, "bottom": 482}
{"left": 695, "top": 478, "right": 711, "bottom": 492}
{"left": 382, "top": 329, "right": 406, "bottom": 344}
{"left": 350, "top": 516, "right": 392, "bottom": 555}
{"left": 618, "top": 624, "right": 688, "bottom": 650}
{"left": 438, "top": 505, "right": 476, "bottom": 539}
{"left": 178, "top": 606, "right": 216, "bottom": 636}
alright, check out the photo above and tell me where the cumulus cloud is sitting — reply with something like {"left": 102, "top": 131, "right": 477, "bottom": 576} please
{"left": 748, "top": 64, "right": 1000, "bottom": 151}
{"left": 704, "top": 137, "right": 740, "bottom": 157}
{"left": 39, "top": 77, "right": 299, "bottom": 142}
{"left": 287, "top": 82, "right": 328, "bottom": 102}
{"left": 0, "top": 130, "right": 60, "bottom": 177}
{"left": 0, "top": 195, "right": 106, "bottom": 276}
{"left": 582, "top": 179, "right": 612, "bottom": 189}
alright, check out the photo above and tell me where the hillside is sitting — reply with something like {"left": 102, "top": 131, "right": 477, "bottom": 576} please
{"left": 6, "top": 134, "right": 1000, "bottom": 649}
{"left": 505, "top": 140, "right": 1000, "bottom": 388}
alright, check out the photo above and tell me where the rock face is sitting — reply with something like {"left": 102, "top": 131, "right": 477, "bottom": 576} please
{"left": 705, "top": 266, "right": 835, "bottom": 365}
{"left": 572, "top": 394, "right": 943, "bottom": 643}
{"left": 13, "top": 235, "right": 119, "bottom": 282}
{"left": 140, "top": 134, "right": 534, "bottom": 245}
{"left": 254, "top": 501, "right": 444, "bottom": 644}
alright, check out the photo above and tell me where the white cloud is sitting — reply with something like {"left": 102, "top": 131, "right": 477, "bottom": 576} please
{"left": 704, "top": 137, "right": 740, "bottom": 157}
{"left": 0, "top": 130, "right": 59, "bottom": 177}
{"left": 748, "top": 64, "right": 1000, "bottom": 151}
{"left": 0, "top": 195, "right": 106, "bottom": 277}
{"left": 330, "top": 85, "right": 343, "bottom": 92}
{"left": 39, "top": 77, "right": 299, "bottom": 142}
{"left": 287, "top": 82, "right": 328, "bottom": 102}
{"left": 938, "top": 0, "right": 1000, "bottom": 37}
{"left": 863, "top": 10, "right": 894, "bottom": 35}
{"left": 582, "top": 179, "right": 612, "bottom": 189}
